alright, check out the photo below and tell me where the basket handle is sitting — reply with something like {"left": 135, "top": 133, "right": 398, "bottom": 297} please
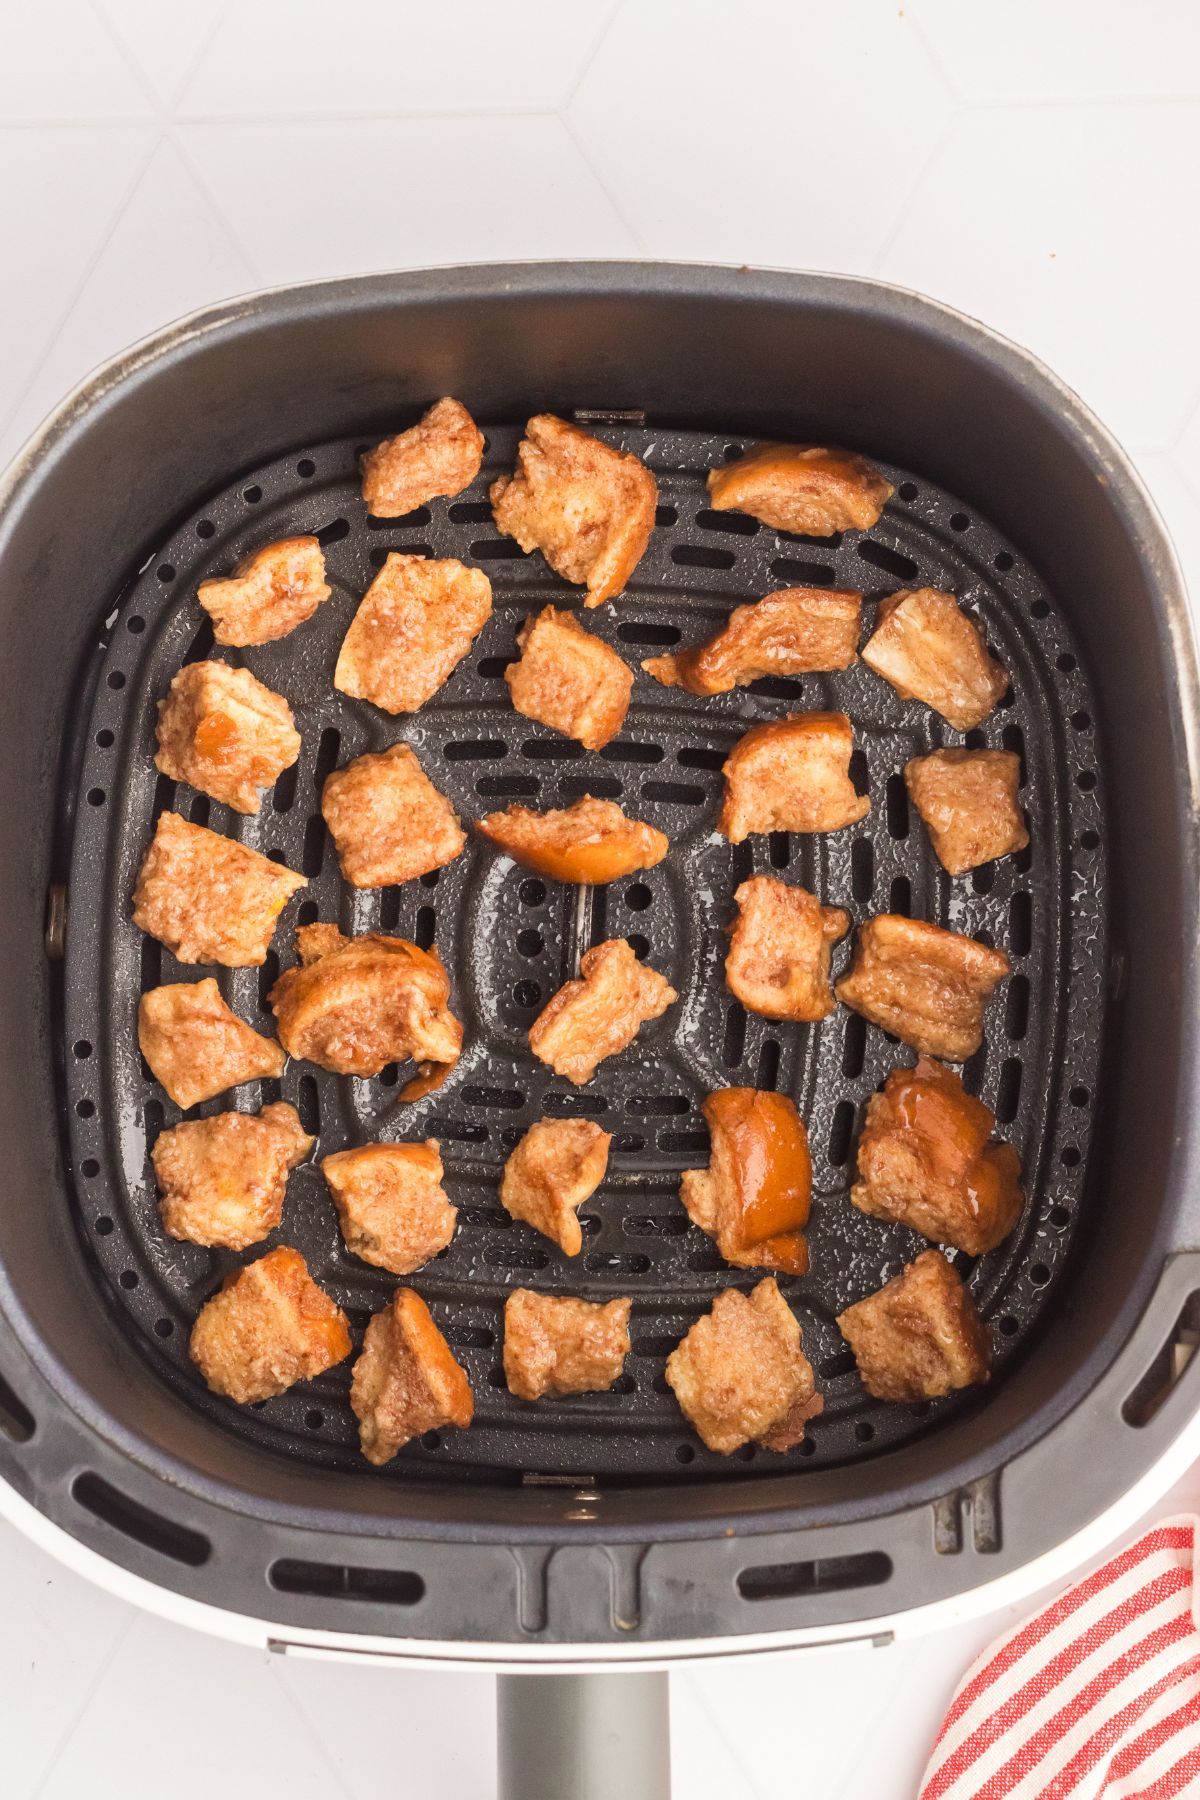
{"left": 497, "top": 1670, "right": 671, "bottom": 1800}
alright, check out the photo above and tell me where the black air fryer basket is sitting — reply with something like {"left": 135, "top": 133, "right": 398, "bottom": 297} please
{"left": 1, "top": 265, "right": 1198, "bottom": 1698}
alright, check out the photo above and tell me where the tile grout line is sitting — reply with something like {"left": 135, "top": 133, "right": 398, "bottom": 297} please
{"left": 903, "top": 5, "right": 966, "bottom": 105}
{"left": 160, "top": 125, "right": 260, "bottom": 286}
{"left": 166, "top": 123, "right": 267, "bottom": 290}
{"left": 28, "top": 1608, "right": 139, "bottom": 1800}
{"left": 88, "top": 0, "right": 167, "bottom": 118}
{"left": 94, "top": 0, "right": 237, "bottom": 116}
{"left": 268, "top": 1657, "right": 360, "bottom": 1800}
{"left": 865, "top": 115, "right": 958, "bottom": 279}
{"left": 677, "top": 1669, "right": 773, "bottom": 1800}
{"left": 558, "top": 0, "right": 626, "bottom": 112}
{"left": 558, "top": 108, "right": 650, "bottom": 257}
{"left": 0, "top": 126, "right": 162, "bottom": 447}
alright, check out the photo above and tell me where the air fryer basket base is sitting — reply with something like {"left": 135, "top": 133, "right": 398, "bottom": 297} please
{"left": 64, "top": 424, "right": 1103, "bottom": 1482}
{"left": 0, "top": 265, "right": 1197, "bottom": 1648}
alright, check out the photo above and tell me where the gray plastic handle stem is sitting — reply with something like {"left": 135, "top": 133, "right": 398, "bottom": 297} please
{"left": 497, "top": 1671, "right": 672, "bottom": 1800}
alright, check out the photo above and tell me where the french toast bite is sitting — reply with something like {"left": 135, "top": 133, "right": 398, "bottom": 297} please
{"left": 499, "top": 1118, "right": 612, "bottom": 1256}
{"left": 321, "top": 743, "right": 464, "bottom": 888}
{"left": 835, "top": 915, "right": 1010, "bottom": 1062}
{"left": 322, "top": 1141, "right": 457, "bottom": 1275}
{"left": 269, "top": 924, "right": 461, "bottom": 1090}
{"left": 851, "top": 1056, "right": 1023, "bottom": 1255}
{"left": 725, "top": 876, "right": 850, "bottom": 1022}
{"left": 351, "top": 1287, "right": 474, "bottom": 1466}
{"left": 904, "top": 748, "right": 1029, "bottom": 876}
{"left": 643, "top": 586, "right": 861, "bottom": 693}
{"left": 138, "top": 979, "right": 284, "bottom": 1109}
{"left": 503, "top": 1290, "right": 632, "bottom": 1400}
{"left": 153, "top": 1101, "right": 312, "bottom": 1250}
{"left": 490, "top": 414, "right": 656, "bottom": 606}
{"left": 197, "top": 536, "right": 330, "bottom": 647}
{"left": 334, "top": 553, "right": 492, "bottom": 714}
{"left": 361, "top": 396, "right": 484, "bottom": 518}
{"left": 476, "top": 796, "right": 667, "bottom": 885}
{"left": 133, "top": 811, "right": 305, "bottom": 966}
{"left": 862, "top": 588, "right": 1007, "bottom": 731}
{"left": 155, "top": 661, "right": 301, "bottom": 816}
{"left": 190, "top": 1246, "right": 351, "bottom": 1405}
{"left": 837, "top": 1249, "right": 991, "bottom": 1402}
{"left": 505, "top": 606, "right": 632, "bottom": 751}
{"left": 666, "top": 1279, "right": 822, "bottom": 1455}
{"left": 529, "top": 939, "right": 677, "bottom": 1086}
{"left": 706, "top": 444, "right": 893, "bottom": 536}
{"left": 681, "top": 1089, "right": 812, "bottom": 1276}
{"left": 719, "top": 712, "right": 869, "bottom": 842}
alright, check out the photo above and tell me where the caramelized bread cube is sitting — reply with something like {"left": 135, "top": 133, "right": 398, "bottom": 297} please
{"left": 155, "top": 661, "right": 301, "bottom": 816}
{"left": 835, "top": 914, "right": 1010, "bottom": 1061}
{"left": 321, "top": 1141, "right": 457, "bottom": 1275}
{"left": 681, "top": 1089, "right": 811, "bottom": 1276}
{"left": 269, "top": 923, "right": 461, "bottom": 1089}
{"left": 726, "top": 876, "right": 850, "bottom": 1022}
{"left": 133, "top": 811, "right": 305, "bottom": 967}
{"left": 643, "top": 586, "right": 861, "bottom": 693}
{"left": 529, "top": 938, "right": 677, "bottom": 1086}
{"left": 138, "top": 979, "right": 284, "bottom": 1109}
{"left": 503, "top": 1290, "right": 632, "bottom": 1400}
{"left": 666, "top": 1278, "right": 822, "bottom": 1455}
{"left": 476, "top": 796, "right": 668, "bottom": 885}
{"left": 153, "top": 1101, "right": 313, "bottom": 1250}
{"left": 321, "top": 743, "right": 465, "bottom": 888}
{"left": 351, "top": 1287, "right": 474, "bottom": 1465}
{"left": 719, "top": 712, "right": 870, "bottom": 842}
{"left": 706, "top": 444, "right": 893, "bottom": 537}
{"left": 851, "top": 1056, "right": 1023, "bottom": 1255}
{"left": 505, "top": 605, "right": 632, "bottom": 751}
{"left": 837, "top": 1249, "right": 991, "bottom": 1402}
{"left": 499, "top": 1117, "right": 612, "bottom": 1255}
{"left": 490, "top": 414, "right": 656, "bottom": 606}
{"left": 190, "top": 1246, "right": 351, "bottom": 1404}
{"left": 904, "top": 749, "right": 1029, "bottom": 876}
{"left": 862, "top": 589, "right": 1007, "bottom": 731}
{"left": 334, "top": 553, "right": 492, "bottom": 715}
{"left": 197, "top": 536, "right": 330, "bottom": 647}
{"left": 361, "top": 396, "right": 484, "bottom": 518}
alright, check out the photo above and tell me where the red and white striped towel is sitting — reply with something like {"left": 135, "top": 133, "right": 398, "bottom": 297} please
{"left": 919, "top": 1518, "right": 1200, "bottom": 1800}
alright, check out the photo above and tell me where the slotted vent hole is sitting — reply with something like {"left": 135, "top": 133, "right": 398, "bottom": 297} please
{"left": 842, "top": 1014, "right": 867, "bottom": 1080}
{"left": 886, "top": 773, "right": 909, "bottom": 839}
{"left": 851, "top": 837, "right": 874, "bottom": 903}
{"left": 857, "top": 540, "right": 919, "bottom": 582}
{"left": 828, "top": 1100, "right": 856, "bottom": 1168}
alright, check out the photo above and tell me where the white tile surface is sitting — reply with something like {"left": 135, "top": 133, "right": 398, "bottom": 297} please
{"left": 0, "top": 1513, "right": 134, "bottom": 1795}
{"left": 877, "top": 101, "right": 1200, "bottom": 450}
{"left": 179, "top": 0, "right": 618, "bottom": 117}
{"left": 569, "top": 0, "right": 955, "bottom": 270}
{"left": 0, "top": 4, "right": 151, "bottom": 120}
{"left": 96, "top": 0, "right": 231, "bottom": 111}
{"left": 909, "top": 0, "right": 1200, "bottom": 100}
{"left": 0, "top": 136, "right": 255, "bottom": 466}
{"left": 0, "top": 125, "right": 152, "bottom": 443}
{"left": 176, "top": 114, "right": 635, "bottom": 289}
{"left": 278, "top": 1657, "right": 496, "bottom": 1800}
{"left": 3, "top": 2, "right": 1200, "bottom": 1795}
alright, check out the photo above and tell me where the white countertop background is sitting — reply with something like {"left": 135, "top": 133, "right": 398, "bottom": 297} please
{"left": 5, "top": 3, "right": 1200, "bottom": 1794}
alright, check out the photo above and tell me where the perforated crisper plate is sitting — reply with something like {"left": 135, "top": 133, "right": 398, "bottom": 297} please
{"left": 61, "top": 422, "right": 1106, "bottom": 1482}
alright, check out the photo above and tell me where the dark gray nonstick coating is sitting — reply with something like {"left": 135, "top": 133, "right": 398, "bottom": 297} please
{"left": 61, "top": 420, "right": 1106, "bottom": 1483}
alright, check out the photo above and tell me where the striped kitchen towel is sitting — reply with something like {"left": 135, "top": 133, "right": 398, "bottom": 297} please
{"left": 919, "top": 1518, "right": 1200, "bottom": 1800}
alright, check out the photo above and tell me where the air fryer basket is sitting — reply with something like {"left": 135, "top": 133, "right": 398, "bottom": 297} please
{"left": 0, "top": 265, "right": 1197, "bottom": 1656}
{"left": 65, "top": 426, "right": 1103, "bottom": 1482}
